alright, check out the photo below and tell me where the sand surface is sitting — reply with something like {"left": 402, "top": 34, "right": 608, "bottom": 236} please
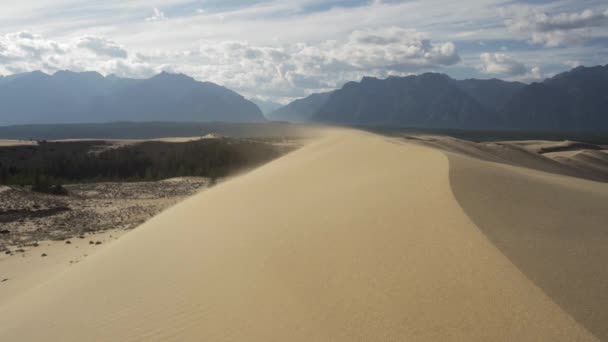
{"left": 405, "top": 135, "right": 608, "bottom": 182}
{"left": 0, "top": 139, "right": 36, "bottom": 147}
{"left": 448, "top": 153, "right": 608, "bottom": 340}
{"left": 0, "top": 230, "right": 126, "bottom": 306}
{"left": 0, "top": 129, "right": 603, "bottom": 341}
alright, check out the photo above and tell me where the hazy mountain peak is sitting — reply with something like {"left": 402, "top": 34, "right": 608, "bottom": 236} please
{"left": 151, "top": 71, "right": 194, "bottom": 82}
{"left": 53, "top": 70, "right": 105, "bottom": 81}
{"left": 20, "top": 70, "right": 50, "bottom": 79}
{"left": 361, "top": 76, "right": 379, "bottom": 83}
{"left": 418, "top": 72, "right": 450, "bottom": 80}
{"left": 53, "top": 70, "right": 102, "bottom": 76}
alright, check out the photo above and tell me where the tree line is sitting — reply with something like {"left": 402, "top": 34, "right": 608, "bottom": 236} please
{"left": 0, "top": 139, "right": 283, "bottom": 191}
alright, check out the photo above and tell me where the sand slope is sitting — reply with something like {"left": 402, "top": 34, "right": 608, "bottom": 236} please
{"left": 0, "top": 139, "right": 36, "bottom": 147}
{"left": 0, "top": 130, "right": 598, "bottom": 341}
{"left": 407, "top": 135, "right": 608, "bottom": 182}
{"left": 449, "top": 153, "right": 608, "bottom": 341}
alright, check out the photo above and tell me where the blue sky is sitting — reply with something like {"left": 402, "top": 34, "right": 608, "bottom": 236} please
{"left": 0, "top": 0, "right": 607, "bottom": 102}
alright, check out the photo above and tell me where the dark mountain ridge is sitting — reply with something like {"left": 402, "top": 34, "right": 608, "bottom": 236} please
{"left": 275, "top": 64, "right": 607, "bottom": 131}
{"left": 500, "top": 65, "right": 608, "bottom": 130}
{"left": 0, "top": 71, "right": 265, "bottom": 125}
{"left": 313, "top": 73, "right": 512, "bottom": 128}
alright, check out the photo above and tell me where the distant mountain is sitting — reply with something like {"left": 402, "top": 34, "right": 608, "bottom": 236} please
{"left": 268, "top": 91, "right": 334, "bottom": 122}
{"left": 88, "top": 72, "right": 265, "bottom": 123}
{"left": 306, "top": 65, "right": 608, "bottom": 131}
{"left": 3, "top": 65, "right": 607, "bottom": 130}
{"left": 0, "top": 71, "right": 265, "bottom": 125}
{"left": 501, "top": 65, "right": 608, "bottom": 130}
{"left": 313, "top": 74, "right": 495, "bottom": 128}
{"left": 250, "top": 98, "right": 282, "bottom": 115}
{"left": 454, "top": 78, "right": 525, "bottom": 112}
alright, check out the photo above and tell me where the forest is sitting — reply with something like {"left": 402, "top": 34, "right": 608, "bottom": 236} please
{"left": 0, "top": 138, "right": 286, "bottom": 194}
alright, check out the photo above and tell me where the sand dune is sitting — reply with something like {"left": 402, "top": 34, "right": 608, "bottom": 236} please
{"left": 407, "top": 135, "right": 608, "bottom": 182}
{"left": 449, "top": 153, "right": 608, "bottom": 341}
{"left": 0, "top": 130, "right": 602, "bottom": 341}
{"left": 0, "top": 139, "right": 36, "bottom": 147}
{"left": 546, "top": 150, "right": 608, "bottom": 176}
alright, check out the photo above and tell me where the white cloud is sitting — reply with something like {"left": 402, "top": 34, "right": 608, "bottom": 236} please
{"left": 0, "top": 32, "right": 66, "bottom": 69}
{"left": 343, "top": 28, "right": 460, "bottom": 70}
{"left": 530, "top": 9, "right": 608, "bottom": 32}
{"left": 77, "top": 36, "right": 128, "bottom": 58}
{"left": 145, "top": 8, "right": 167, "bottom": 22}
{"left": 477, "top": 51, "right": 549, "bottom": 83}
{"left": 179, "top": 27, "right": 460, "bottom": 99}
{"left": 0, "top": 32, "right": 153, "bottom": 77}
{"left": 478, "top": 52, "right": 526, "bottom": 76}
{"left": 564, "top": 60, "right": 581, "bottom": 68}
{"left": 514, "top": 66, "right": 548, "bottom": 83}
{"left": 504, "top": 7, "right": 608, "bottom": 47}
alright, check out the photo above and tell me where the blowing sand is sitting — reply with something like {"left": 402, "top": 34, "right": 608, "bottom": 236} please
{"left": 0, "top": 129, "right": 604, "bottom": 341}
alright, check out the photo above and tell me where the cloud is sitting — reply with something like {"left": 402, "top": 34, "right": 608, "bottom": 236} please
{"left": 0, "top": 31, "right": 153, "bottom": 77}
{"left": 145, "top": 8, "right": 167, "bottom": 22}
{"left": 187, "top": 27, "right": 460, "bottom": 98}
{"left": 0, "top": 32, "right": 66, "bottom": 69}
{"left": 477, "top": 51, "right": 549, "bottom": 83}
{"left": 478, "top": 52, "right": 527, "bottom": 76}
{"left": 77, "top": 36, "right": 128, "bottom": 58}
{"left": 564, "top": 60, "right": 581, "bottom": 68}
{"left": 529, "top": 9, "right": 608, "bottom": 32}
{"left": 504, "top": 7, "right": 608, "bottom": 47}
{"left": 342, "top": 28, "right": 460, "bottom": 70}
{"left": 514, "top": 66, "right": 547, "bottom": 83}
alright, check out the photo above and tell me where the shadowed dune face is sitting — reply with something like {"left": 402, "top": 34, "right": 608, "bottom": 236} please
{"left": 0, "top": 130, "right": 599, "bottom": 341}
{"left": 448, "top": 154, "right": 608, "bottom": 341}
{"left": 408, "top": 135, "right": 608, "bottom": 182}
{"left": 547, "top": 150, "right": 608, "bottom": 177}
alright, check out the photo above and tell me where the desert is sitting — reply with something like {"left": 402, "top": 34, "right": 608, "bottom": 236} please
{"left": 1, "top": 128, "right": 606, "bottom": 341}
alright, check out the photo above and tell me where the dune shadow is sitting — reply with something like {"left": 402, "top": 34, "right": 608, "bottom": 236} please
{"left": 448, "top": 154, "right": 608, "bottom": 341}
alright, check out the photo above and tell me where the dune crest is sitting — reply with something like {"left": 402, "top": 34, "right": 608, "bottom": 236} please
{"left": 0, "top": 130, "right": 597, "bottom": 341}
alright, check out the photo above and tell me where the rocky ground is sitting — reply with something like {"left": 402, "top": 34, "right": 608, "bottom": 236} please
{"left": 0, "top": 178, "right": 211, "bottom": 253}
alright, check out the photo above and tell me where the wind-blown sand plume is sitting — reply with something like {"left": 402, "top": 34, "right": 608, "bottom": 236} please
{"left": 0, "top": 130, "right": 597, "bottom": 341}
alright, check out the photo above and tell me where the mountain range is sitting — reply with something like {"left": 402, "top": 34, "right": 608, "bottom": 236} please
{"left": 2, "top": 65, "right": 607, "bottom": 130}
{"left": 0, "top": 71, "right": 265, "bottom": 125}
{"left": 271, "top": 64, "right": 608, "bottom": 131}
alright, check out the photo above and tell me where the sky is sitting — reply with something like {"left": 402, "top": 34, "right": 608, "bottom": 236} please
{"left": 0, "top": 0, "right": 607, "bottom": 103}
